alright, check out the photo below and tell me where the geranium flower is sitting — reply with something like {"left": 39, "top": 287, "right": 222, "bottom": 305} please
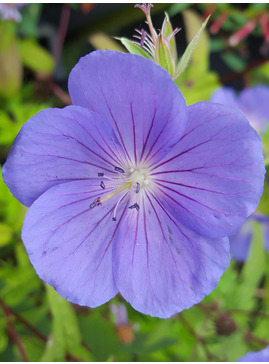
{"left": 2, "top": 51, "right": 265, "bottom": 318}
{"left": 211, "top": 85, "right": 269, "bottom": 134}
{"left": 229, "top": 213, "right": 269, "bottom": 262}
{"left": 237, "top": 345, "right": 269, "bottom": 362}
{"left": 0, "top": 3, "right": 24, "bottom": 22}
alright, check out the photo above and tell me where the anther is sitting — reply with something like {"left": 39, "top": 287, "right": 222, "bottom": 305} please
{"left": 112, "top": 217, "right": 117, "bottom": 221}
{"left": 114, "top": 166, "right": 125, "bottom": 174}
{"left": 100, "top": 181, "right": 105, "bottom": 189}
{"left": 135, "top": 182, "right": 140, "bottom": 193}
{"left": 129, "top": 203, "right": 140, "bottom": 211}
{"left": 90, "top": 197, "right": 101, "bottom": 209}
{"left": 98, "top": 172, "right": 104, "bottom": 177}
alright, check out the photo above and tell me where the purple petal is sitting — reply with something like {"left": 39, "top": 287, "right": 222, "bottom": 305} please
{"left": 113, "top": 192, "right": 230, "bottom": 318}
{"left": 238, "top": 85, "right": 269, "bottom": 133}
{"left": 151, "top": 102, "right": 265, "bottom": 239}
{"left": 229, "top": 218, "right": 253, "bottom": 262}
{"left": 68, "top": 50, "right": 187, "bottom": 166}
{"left": 21, "top": 179, "right": 130, "bottom": 307}
{"left": 230, "top": 212, "right": 269, "bottom": 262}
{"left": 2, "top": 105, "right": 125, "bottom": 207}
{"left": 0, "top": 4, "right": 22, "bottom": 22}
{"left": 210, "top": 87, "right": 238, "bottom": 108}
{"left": 237, "top": 346, "right": 269, "bottom": 362}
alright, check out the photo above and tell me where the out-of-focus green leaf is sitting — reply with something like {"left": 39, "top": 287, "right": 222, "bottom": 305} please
{"left": 0, "top": 224, "right": 12, "bottom": 247}
{"left": 174, "top": 15, "right": 210, "bottom": 80}
{"left": 181, "top": 9, "right": 210, "bottom": 78}
{"left": 0, "top": 24, "right": 22, "bottom": 98}
{"left": 221, "top": 52, "right": 246, "bottom": 72}
{"left": 168, "top": 3, "right": 191, "bottom": 17}
{"left": 79, "top": 313, "right": 118, "bottom": 361}
{"left": 116, "top": 37, "right": 151, "bottom": 58}
{"left": 0, "top": 265, "right": 40, "bottom": 306}
{"left": 0, "top": 317, "right": 8, "bottom": 353}
{"left": 232, "top": 222, "right": 265, "bottom": 310}
{"left": 89, "top": 32, "right": 126, "bottom": 52}
{"left": 19, "top": 336, "right": 45, "bottom": 362}
{"left": 18, "top": 39, "right": 55, "bottom": 73}
{"left": 43, "top": 285, "right": 84, "bottom": 361}
{"left": 176, "top": 72, "right": 220, "bottom": 105}
{"left": 18, "top": 3, "right": 43, "bottom": 38}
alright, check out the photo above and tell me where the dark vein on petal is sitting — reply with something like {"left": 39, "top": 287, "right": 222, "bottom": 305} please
{"left": 98, "top": 83, "right": 132, "bottom": 164}
{"left": 139, "top": 108, "right": 156, "bottom": 163}
{"left": 130, "top": 102, "right": 137, "bottom": 165}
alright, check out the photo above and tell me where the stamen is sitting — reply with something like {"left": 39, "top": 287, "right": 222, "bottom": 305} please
{"left": 135, "top": 182, "right": 140, "bottom": 193}
{"left": 98, "top": 172, "right": 104, "bottom": 177}
{"left": 115, "top": 166, "right": 125, "bottom": 173}
{"left": 90, "top": 197, "right": 101, "bottom": 209}
{"left": 129, "top": 203, "right": 140, "bottom": 211}
{"left": 100, "top": 181, "right": 106, "bottom": 189}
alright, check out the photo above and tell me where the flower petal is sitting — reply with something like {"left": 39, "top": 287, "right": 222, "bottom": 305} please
{"left": 68, "top": 50, "right": 187, "bottom": 166}
{"left": 229, "top": 218, "right": 253, "bottom": 262}
{"left": 237, "top": 346, "right": 269, "bottom": 362}
{"left": 210, "top": 87, "right": 238, "bottom": 108}
{"left": 113, "top": 191, "right": 230, "bottom": 318}
{"left": 238, "top": 85, "right": 269, "bottom": 133}
{"left": 2, "top": 105, "right": 125, "bottom": 207}
{"left": 21, "top": 179, "right": 130, "bottom": 307}
{"left": 151, "top": 102, "right": 265, "bottom": 239}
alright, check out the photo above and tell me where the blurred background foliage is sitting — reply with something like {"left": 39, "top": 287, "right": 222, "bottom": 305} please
{"left": 1, "top": 3, "right": 269, "bottom": 362}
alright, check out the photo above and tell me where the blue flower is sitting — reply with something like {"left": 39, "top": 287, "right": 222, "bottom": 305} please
{"left": 2, "top": 51, "right": 265, "bottom": 318}
{"left": 237, "top": 346, "right": 269, "bottom": 362}
{"left": 0, "top": 3, "right": 24, "bottom": 22}
{"left": 211, "top": 85, "right": 269, "bottom": 134}
{"left": 229, "top": 213, "right": 269, "bottom": 262}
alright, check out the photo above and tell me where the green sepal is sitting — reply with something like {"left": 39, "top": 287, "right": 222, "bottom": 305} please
{"left": 162, "top": 12, "right": 177, "bottom": 59}
{"left": 174, "top": 15, "right": 210, "bottom": 80}
{"left": 115, "top": 37, "right": 151, "bottom": 59}
{"left": 155, "top": 34, "right": 175, "bottom": 77}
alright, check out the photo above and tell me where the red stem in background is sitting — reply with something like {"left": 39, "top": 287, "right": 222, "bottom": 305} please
{"left": 220, "top": 56, "right": 269, "bottom": 84}
{"left": 259, "top": 13, "right": 269, "bottom": 42}
{"left": 0, "top": 298, "right": 29, "bottom": 362}
{"left": 53, "top": 4, "right": 71, "bottom": 64}
{"left": 50, "top": 81, "right": 71, "bottom": 105}
{"left": 210, "top": 13, "right": 228, "bottom": 34}
{"left": 229, "top": 19, "right": 256, "bottom": 46}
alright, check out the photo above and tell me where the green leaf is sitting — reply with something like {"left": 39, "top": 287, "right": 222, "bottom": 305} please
{"left": 174, "top": 14, "right": 210, "bottom": 80}
{"left": 89, "top": 32, "right": 126, "bottom": 52}
{"left": 44, "top": 285, "right": 82, "bottom": 361}
{"left": 18, "top": 39, "right": 55, "bottom": 73}
{"left": 116, "top": 37, "right": 151, "bottom": 59}
{"left": 221, "top": 52, "right": 246, "bottom": 72}
{"left": 232, "top": 221, "right": 265, "bottom": 310}
{"left": 168, "top": 3, "right": 191, "bottom": 17}
{"left": 175, "top": 71, "right": 220, "bottom": 105}
{"left": 0, "top": 24, "right": 22, "bottom": 98}
{"left": 79, "top": 313, "right": 118, "bottom": 361}
{"left": 0, "top": 224, "right": 12, "bottom": 247}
